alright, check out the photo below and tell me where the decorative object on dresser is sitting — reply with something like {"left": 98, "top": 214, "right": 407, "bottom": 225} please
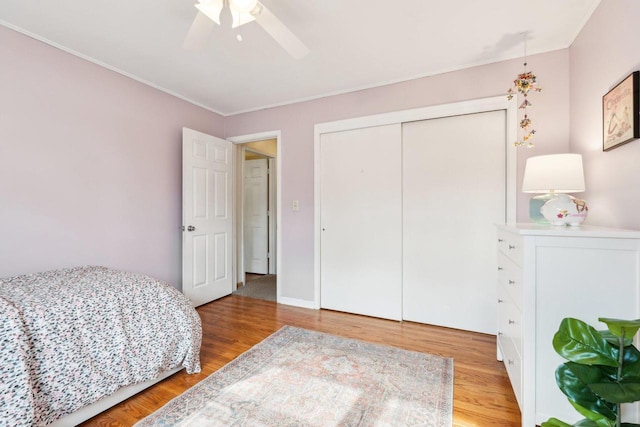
{"left": 541, "top": 317, "right": 640, "bottom": 427}
{"left": 135, "top": 325, "right": 454, "bottom": 426}
{"left": 603, "top": 71, "right": 639, "bottom": 151}
{"left": 495, "top": 224, "right": 640, "bottom": 426}
{"left": 522, "top": 153, "right": 587, "bottom": 226}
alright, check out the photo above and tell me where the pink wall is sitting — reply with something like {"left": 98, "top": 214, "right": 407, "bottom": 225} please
{"left": 570, "top": 0, "right": 640, "bottom": 229}
{"left": 225, "top": 50, "right": 571, "bottom": 301}
{"left": 0, "top": 23, "right": 575, "bottom": 303}
{"left": 2, "top": 2, "right": 633, "bottom": 307}
{"left": 0, "top": 26, "right": 224, "bottom": 286}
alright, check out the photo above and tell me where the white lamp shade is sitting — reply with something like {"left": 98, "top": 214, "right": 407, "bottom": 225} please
{"left": 522, "top": 154, "right": 585, "bottom": 194}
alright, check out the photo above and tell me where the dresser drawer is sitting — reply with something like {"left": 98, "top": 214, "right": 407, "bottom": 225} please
{"left": 497, "top": 284, "right": 522, "bottom": 357}
{"left": 497, "top": 230, "right": 523, "bottom": 267}
{"left": 497, "top": 252, "right": 523, "bottom": 308}
{"left": 500, "top": 334, "right": 523, "bottom": 408}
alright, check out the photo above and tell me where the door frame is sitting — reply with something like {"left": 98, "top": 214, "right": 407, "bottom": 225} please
{"left": 313, "top": 95, "right": 518, "bottom": 309}
{"left": 228, "top": 131, "right": 281, "bottom": 299}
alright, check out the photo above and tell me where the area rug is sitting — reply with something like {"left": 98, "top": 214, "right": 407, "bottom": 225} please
{"left": 232, "top": 275, "right": 276, "bottom": 302}
{"left": 135, "top": 326, "right": 453, "bottom": 427}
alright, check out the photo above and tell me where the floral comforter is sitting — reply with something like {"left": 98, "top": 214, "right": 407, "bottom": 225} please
{"left": 0, "top": 266, "right": 202, "bottom": 427}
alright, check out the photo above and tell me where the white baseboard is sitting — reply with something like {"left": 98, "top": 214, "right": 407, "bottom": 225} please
{"left": 277, "top": 296, "right": 318, "bottom": 309}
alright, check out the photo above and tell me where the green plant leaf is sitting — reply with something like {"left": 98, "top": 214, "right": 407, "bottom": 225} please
{"left": 600, "top": 329, "right": 634, "bottom": 347}
{"left": 553, "top": 318, "right": 619, "bottom": 367}
{"left": 588, "top": 380, "right": 640, "bottom": 403}
{"left": 556, "top": 363, "right": 617, "bottom": 421}
{"left": 539, "top": 418, "right": 617, "bottom": 427}
{"left": 541, "top": 418, "right": 574, "bottom": 427}
{"left": 600, "top": 346, "right": 640, "bottom": 381}
{"left": 599, "top": 318, "right": 640, "bottom": 339}
{"left": 569, "top": 400, "right": 616, "bottom": 427}
{"left": 573, "top": 420, "right": 611, "bottom": 427}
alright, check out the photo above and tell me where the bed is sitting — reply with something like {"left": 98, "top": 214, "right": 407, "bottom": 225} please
{"left": 0, "top": 265, "right": 202, "bottom": 427}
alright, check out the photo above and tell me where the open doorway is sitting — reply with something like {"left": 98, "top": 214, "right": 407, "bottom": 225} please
{"left": 231, "top": 135, "right": 279, "bottom": 302}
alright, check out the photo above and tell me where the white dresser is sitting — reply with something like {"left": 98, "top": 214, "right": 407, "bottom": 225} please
{"left": 496, "top": 223, "right": 640, "bottom": 426}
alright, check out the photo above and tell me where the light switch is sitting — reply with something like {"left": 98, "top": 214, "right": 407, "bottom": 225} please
{"left": 292, "top": 200, "right": 300, "bottom": 211}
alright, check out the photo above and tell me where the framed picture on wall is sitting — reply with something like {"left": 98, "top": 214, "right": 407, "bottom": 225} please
{"left": 603, "top": 71, "right": 640, "bottom": 151}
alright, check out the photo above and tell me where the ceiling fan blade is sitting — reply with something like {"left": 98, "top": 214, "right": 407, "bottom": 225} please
{"left": 183, "top": 11, "right": 216, "bottom": 51}
{"left": 251, "top": 2, "right": 309, "bottom": 59}
{"left": 231, "top": 10, "right": 256, "bottom": 28}
{"left": 195, "top": 0, "right": 223, "bottom": 25}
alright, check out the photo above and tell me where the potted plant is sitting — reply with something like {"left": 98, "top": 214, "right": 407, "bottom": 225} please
{"left": 542, "top": 317, "right": 640, "bottom": 427}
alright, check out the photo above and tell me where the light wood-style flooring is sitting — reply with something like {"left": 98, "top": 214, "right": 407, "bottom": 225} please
{"left": 81, "top": 295, "right": 521, "bottom": 426}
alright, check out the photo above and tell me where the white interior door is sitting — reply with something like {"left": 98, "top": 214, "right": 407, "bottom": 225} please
{"left": 268, "top": 158, "right": 277, "bottom": 275}
{"left": 244, "top": 158, "right": 269, "bottom": 274}
{"left": 182, "top": 127, "right": 234, "bottom": 307}
{"left": 402, "top": 111, "right": 506, "bottom": 334}
{"left": 320, "top": 124, "right": 402, "bottom": 320}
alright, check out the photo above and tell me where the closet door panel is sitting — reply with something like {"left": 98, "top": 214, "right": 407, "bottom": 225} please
{"left": 320, "top": 124, "right": 402, "bottom": 320}
{"left": 402, "top": 111, "right": 506, "bottom": 333}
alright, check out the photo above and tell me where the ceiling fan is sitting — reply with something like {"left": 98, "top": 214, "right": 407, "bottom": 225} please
{"left": 184, "top": 0, "right": 310, "bottom": 59}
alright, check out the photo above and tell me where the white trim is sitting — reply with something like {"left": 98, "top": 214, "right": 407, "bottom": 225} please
{"left": 314, "top": 95, "right": 518, "bottom": 309}
{"left": 268, "top": 158, "right": 277, "bottom": 275}
{"left": 0, "top": 21, "right": 225, "bottom": 117}
{"left": 0, "top": 21, "right": 555, "bottom": 117}
{"left": 313, "top": 126, "right": 323, "bottom": 310}
{"left": 315, "top": 96, "right": 512, "bottom": 133}
{"left": 277, "top": 296, "right": 316, "bottom": 310}
{"left": 234, "top": 146, "right": 245, "bottom": 288}
{"left": 221, "top": 56, "right": 564, "bottom": 116}
{"left": 228, "top": 131, "right": 282, "bottom": 298}
{"left": 505, "top": 99, "right": 518, "bottom": 223}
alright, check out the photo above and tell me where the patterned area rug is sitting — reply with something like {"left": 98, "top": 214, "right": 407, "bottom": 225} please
{"left": 135, "top": 326, "right": 453, "bottom": 426}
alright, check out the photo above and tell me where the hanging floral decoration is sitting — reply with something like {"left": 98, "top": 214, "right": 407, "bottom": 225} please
{"left": 507, "top": 64, "right": 542, "bottom": 147}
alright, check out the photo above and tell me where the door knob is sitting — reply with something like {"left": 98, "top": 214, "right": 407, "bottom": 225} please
{"left": 187, "top": 225, "right": 196, "bottom": 232}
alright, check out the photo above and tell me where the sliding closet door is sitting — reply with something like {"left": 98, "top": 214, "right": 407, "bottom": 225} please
{"left": 402, "top": 111, "right": 506, "bottom": 334}
{"left": 320, "top": 124, "right": 402, "bottom": 320}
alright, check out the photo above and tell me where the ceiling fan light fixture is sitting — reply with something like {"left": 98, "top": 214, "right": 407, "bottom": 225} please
{"left": 186, "top": 0, "right": 308, "bottom": 59}
{"left": 194, "top": 0, "right": 223, "bottom": 25}
{"left": 229, "top": 0, "right": 258, "bottom": 14}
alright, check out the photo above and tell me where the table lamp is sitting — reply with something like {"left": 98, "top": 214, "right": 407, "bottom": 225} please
{"left": 522, "top": 153, "right": 587, "bottom": 226}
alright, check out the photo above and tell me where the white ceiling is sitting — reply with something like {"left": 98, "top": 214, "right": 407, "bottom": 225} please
{"left": 0, "top": 0, "right": 600, "bottom": 116}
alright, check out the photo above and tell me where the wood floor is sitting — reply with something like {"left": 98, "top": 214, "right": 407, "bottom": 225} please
{"left": 81, "top": 295, "right": 521, "bottom": 426}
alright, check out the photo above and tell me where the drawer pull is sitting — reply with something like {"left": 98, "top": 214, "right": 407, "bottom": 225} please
{"left": 497, "top": 298, "right": 504, "bottom": 303}
{"left": 508, "top": 245, "right": 516, "bottom": 250}
{"left": 508, "top": 319, "right": 516, "bottom": 325}
{"left": 498, "top": 331, "right": 503, "bottom": 336}
{"left": 508, "top": 280, "right": 515, "bottom": 285}
{"left": 508, "top": 359, "right": 515, "bottom": 365}
{"left": 498, "top": 238, "right": 504, "bottom": 243}
{"left": 498, "top": 266, "right": 503, "bottom": 271}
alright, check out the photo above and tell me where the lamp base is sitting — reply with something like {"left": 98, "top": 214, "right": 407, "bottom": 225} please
{"left": 528, "top": 194, "right": 554, "bottom": 224}
{"left": 540, "top": 194, "right": 588, "bottom": 226}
